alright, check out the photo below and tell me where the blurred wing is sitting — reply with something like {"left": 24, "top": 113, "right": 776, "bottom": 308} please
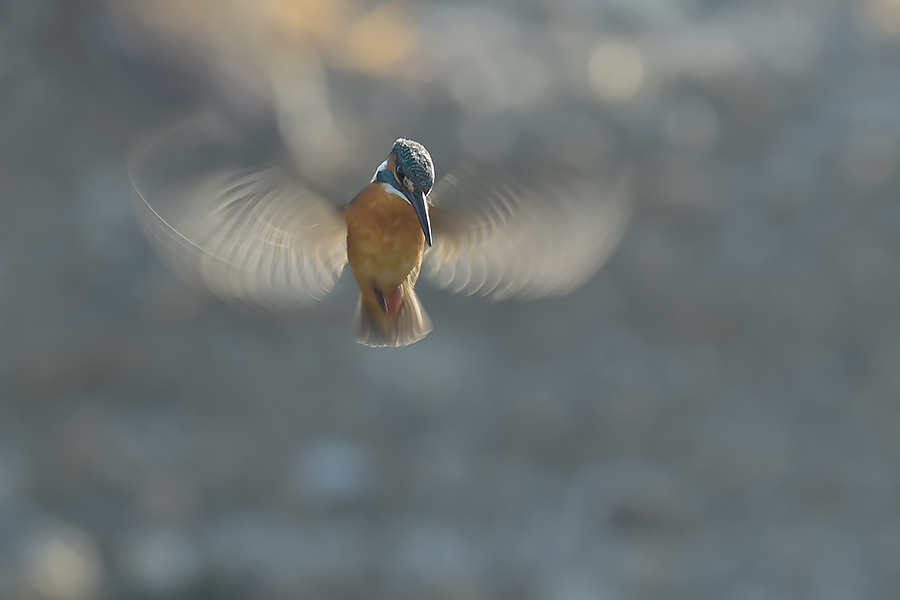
{"left": 425, "top": 163, "right": 632, "bottom": 300}
{"left": 130, "top": 117, "right": 348, "bottom": 308}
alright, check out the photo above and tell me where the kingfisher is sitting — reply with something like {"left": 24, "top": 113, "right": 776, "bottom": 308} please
{"left": 130, "top": 116, "right": 631, "bottom": 347}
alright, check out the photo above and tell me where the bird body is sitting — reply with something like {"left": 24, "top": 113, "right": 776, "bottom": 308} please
{"left": 345, "top": 178, "right": 431, "bottom": 346}
{"left": 130, "top": 116, "right": 631, "bottom": 348}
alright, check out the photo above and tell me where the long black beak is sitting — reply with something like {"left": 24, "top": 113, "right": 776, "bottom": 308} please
{"left": 404, "top": 189, "right": 432, "bottom": 246}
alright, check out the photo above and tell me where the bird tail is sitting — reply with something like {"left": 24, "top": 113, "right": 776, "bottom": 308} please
{"left": 355, "top": 288, "right": 432, "bottom": 347}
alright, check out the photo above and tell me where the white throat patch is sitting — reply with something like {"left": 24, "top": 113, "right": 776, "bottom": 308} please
{"left": 384, "top": 183, "right": 408, "bottom": 202}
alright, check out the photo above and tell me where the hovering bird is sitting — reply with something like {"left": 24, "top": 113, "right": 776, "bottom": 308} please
{"left": 130, "top": 116, "right": 631, "bottom": 347}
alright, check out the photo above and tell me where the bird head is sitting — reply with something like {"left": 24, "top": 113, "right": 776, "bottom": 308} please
{"left": 375, "top": 138, "right": 434, "bottom": 246}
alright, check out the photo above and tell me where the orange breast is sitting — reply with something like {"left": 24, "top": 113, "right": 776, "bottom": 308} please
{"left": 345, "top": 183, "right": 426, "bottom": 290}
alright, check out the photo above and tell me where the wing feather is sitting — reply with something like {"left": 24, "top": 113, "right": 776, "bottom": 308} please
{"left": 425, "top": 163, "right": 632, "bottom": 300}
{"left": 130, "top": 117, "right": 347, "bottom": 308}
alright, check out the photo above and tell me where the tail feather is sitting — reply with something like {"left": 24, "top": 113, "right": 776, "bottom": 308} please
{"left": 356, "top": 289, "right": 432, "bottom": 347}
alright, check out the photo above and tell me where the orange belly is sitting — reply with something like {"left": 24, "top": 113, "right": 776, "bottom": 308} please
{"left": 345, "top": 183, "right": 426, "bottom": 316}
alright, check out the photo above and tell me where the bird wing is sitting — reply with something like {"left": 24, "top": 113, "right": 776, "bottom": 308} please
{"left": 424, "top": 163, "right": 632, "bottom": 300}
{"left": 130, "top": 117, "right": 348, "bottom": 309}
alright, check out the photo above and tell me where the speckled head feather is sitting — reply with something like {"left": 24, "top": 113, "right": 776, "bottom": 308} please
{"left": 392, "top": 138, "right": 434, "bottom": 194}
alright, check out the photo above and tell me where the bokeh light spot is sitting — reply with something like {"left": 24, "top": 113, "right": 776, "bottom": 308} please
{"left": 342, "top": 4, "right": 418, "bottom": 74}
{"left": 588, "top": 38, "right": 644, "bottom": 104}
{"left": 28, "top": 528, "right": 102, "bottom": 600}
{"left": 865, "top": 0, "right": 900, "bottom": 36}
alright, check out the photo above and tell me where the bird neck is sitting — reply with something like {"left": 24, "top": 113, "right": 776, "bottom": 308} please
{"left": 375, "top": 167, "right": 401, "bottom": 191}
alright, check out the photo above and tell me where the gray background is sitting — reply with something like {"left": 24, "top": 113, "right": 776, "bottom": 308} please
{"left": 1, "top": 0, "right": 899, "bottom": 599}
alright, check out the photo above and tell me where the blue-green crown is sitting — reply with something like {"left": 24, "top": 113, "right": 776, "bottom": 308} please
{"left": 392, "top": 138, "right": 434, "bottom": 194}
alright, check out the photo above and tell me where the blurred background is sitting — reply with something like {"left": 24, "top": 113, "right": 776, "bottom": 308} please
{"left": 2, "top": 0, "right": 900, "bottom": 598}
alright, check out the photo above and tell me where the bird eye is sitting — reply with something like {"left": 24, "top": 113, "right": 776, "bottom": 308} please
{"left": 396, "top": 166, "right": 407, "bottom": 184}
